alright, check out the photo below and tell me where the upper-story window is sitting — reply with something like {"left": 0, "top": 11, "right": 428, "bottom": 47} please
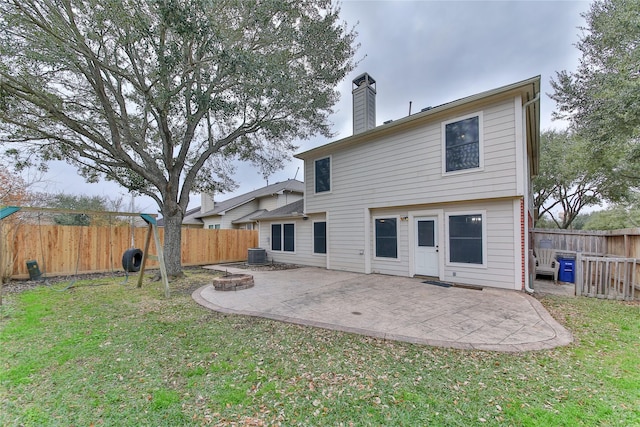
{"left": 314, "top": 156, "right": 331, "bottom": 193}
{"left": 443, "top": 113, "right": 483, "bottom": 173}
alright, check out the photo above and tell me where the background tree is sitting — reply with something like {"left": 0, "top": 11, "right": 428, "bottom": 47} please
{"left": 533, "top": 129, "right": 629, "bottom": 229}
{"left": 568, "top": 212, "right": 592, "bottom": 230}
{"left": 581, "top": 192, "right": 640, "bottom": 230}
{"left": 0, "top": 168, "right": 29, "bottom": 207}
{"left": 0, "top": 169, "right": 32, "bottom": 289}
{"left": 39, "top": 193, "right": 124, "bottom": 226}
{"left": 582, "top": 206, "right": 640, "bottom": 230}
{"left": 550, "top": 0, "right": 640, "bottom": 182}
{"left": 532, "top": 214, "right": 559, "bottom": 230}
{"left": 0, "top": 0, "right": 358, "bottom": 278}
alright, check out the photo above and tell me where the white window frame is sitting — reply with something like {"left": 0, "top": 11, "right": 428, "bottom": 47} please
{"left": 373, "top": 215, "right": 400, "bottom": 261}
{"left": 208, "top": 224, "right": 221, "bottom": 230}
{"left": 313, "top": 155, "right": 332, "bottom": 194}
{"left": 441, "top": 111, "right": 484, "bottom": 175}
{"left": 445, "top": 210, "right": 487, "bottom": 268}
{"left": 270, "top": 222, "right": 296, "bottom": 253}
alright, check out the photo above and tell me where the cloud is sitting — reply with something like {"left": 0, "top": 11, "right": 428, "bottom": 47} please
{"left": 337, "top": 0, "right": 590, "bottom": 130}
{"left": 30, "top": 0, "right": 593, "bottom": 209}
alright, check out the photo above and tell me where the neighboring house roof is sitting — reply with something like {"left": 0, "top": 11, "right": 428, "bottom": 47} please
{"left": 254, "top": 199, "right": 304, "bottom": 220}
{"left": 157, "top": 206, "right": 202, "bottom": 227}
{"left": 182, "top": 206, "right": 204, "bottom": 226}
{"left": 295, "top": 76, "right": 540, "bottom": 175}
{"left": 232, "top": 209, "right": 268, "bottom": 224}
{"left": 195, "top": 179, "right": 304, "bottom": 219}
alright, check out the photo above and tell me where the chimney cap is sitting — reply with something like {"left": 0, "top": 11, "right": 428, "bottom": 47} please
{"left": 352, "top": 72, "right": 376, "bottom": 89}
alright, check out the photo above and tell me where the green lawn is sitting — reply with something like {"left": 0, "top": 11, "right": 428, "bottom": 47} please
{"left": 1, "top": 270, "right": 638, "bottom": 426}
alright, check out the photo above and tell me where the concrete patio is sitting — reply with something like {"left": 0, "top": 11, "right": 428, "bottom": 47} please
{"left": 192, "top": 266, "right": 573, "bottom": 352}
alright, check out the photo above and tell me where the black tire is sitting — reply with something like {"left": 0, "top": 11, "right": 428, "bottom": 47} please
{"left": 122, "top": 248, "right": 143, "bottom": 272}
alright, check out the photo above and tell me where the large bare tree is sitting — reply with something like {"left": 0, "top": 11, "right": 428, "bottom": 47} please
{"left": 533, "top": 129, "right": 630, "bottom": 229}
{"left": 0, "top": 0, "right": 358, "bottom": 277}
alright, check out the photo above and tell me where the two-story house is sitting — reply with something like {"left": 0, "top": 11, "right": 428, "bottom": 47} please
{"left": 257, "top": 73, "right": 540, "bottom": 291}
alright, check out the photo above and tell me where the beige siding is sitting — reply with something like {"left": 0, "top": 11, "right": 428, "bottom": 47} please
{"left": 221, "top": 200, "right": 259, "bottom": 229}
{"left": 326, "top": 209, "right": 367, "bottom": 273}
{"left": 258, "top": 193, "right": 303, "bottom": 211}
{"left": 287, "top": 199, "right": 520, "bottom": 289}
{"left": 202, "top": 194, "right": 303, "bottom": 230}
{"left": 441, "top": 200, "right": 517, "bottom": 290}
{"left": 258, "top": 214, "right": 327, "bottom": 268}
{"left": 219, "top": 215, "right": 235, "bottom": 229}
{"left": 201, "top": 200, "right": 258, "bottom": 229}
{"left": 367, "top": 200, "right": 518, "bottom": 289}
{"left": 202, "top": 215, "right": 222, "bottom": 229}
{"left": 304, "top": 99, "right": 519, "bottom": 214}
{"left": 294, "top": 96, "right": 527, "bottom": 290}
{"left": 370, "top": 208, "right": 409, "bottom": 277}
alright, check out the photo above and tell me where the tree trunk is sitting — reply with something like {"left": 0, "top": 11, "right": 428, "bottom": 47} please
{"left": 161, "top": 209, "right": 184, "bottom": 278}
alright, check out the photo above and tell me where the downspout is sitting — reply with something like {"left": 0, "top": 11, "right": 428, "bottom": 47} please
{"left": 522, "top": 92, "right": 540, "bottom": 294}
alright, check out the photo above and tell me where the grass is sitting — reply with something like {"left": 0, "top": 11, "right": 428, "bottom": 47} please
{"left": 1, "top": 270, "right": 638, "bottom": 426}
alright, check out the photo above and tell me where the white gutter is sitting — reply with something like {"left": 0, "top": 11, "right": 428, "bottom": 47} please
{"left": 522, "top": 92, "right": 540, "bottom": 294}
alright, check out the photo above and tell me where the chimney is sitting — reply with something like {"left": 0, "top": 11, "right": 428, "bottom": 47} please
{"left": 352, "top": 73, "right": 376, "bottom": 134}
{"left": 201, "top": 192, "right": 214, "bottom": 214}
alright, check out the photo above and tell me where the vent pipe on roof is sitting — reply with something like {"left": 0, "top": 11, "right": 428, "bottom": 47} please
{"left": 352, "top": 73, "right": 376, "bottom": 134}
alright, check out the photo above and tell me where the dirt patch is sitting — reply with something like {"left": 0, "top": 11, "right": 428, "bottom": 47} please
{"left": 1, "top": 271, "right": 130, "bottom": 294}
{"left": 151, "top": 267, "right": 222, "bottom": 295}
{"left": 1, "top": 266, "right": 219, "bottom": 296}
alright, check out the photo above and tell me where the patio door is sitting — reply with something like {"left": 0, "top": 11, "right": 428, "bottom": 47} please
{"left": 415, "top": 217, "right": 439, "bottom": 276}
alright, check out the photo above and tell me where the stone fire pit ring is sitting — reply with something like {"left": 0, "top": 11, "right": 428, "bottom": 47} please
{"left": 212, "top": 273, "right": 254, "bottom": 291}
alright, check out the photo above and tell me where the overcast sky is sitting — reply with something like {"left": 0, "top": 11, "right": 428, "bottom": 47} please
{"left": 31, "top": 0, "right": 593, "bottom": 214}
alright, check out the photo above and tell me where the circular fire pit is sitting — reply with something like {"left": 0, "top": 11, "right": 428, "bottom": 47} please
{"left": 212, "top": 273, "right": 254, "bottom": 291}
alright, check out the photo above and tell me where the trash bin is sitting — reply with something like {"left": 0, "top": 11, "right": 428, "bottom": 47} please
{"left": 558, "top": 258, "right": 575, "bottom": 283}
{"left": 26, "top": 260, "right": 42, "bottom": 281}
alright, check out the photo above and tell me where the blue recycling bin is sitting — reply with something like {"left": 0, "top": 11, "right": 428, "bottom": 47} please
{"left": 558, "top": 258, "right": 575, "bottom": 283}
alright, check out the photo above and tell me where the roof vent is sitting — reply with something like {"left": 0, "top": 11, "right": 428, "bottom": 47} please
{"left": 421, "top": 106, "right": 433, "bottom": 112}
{"left": 383, "top": 119, "right": 393, "bottom": 124}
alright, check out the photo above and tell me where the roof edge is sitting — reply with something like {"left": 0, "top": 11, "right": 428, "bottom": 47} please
{"left": 296, "top": 76, "right": 541, "bottom": 160}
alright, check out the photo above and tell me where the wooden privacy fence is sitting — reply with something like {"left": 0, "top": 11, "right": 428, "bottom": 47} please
{"left": 531, "top": 228, "right": 608, "bottom": 255}
{"left": 532, "top": 228, "right": 640, "bottom": 300}
{"left": 532, "top": 227, "right": 640, "bottom": 258}
{"left": 1, "top": 222, "right": 258, "bottom": 279}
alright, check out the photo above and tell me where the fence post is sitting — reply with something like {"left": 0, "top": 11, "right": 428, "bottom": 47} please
{"left": 575, "top": 252, "right": 582, "bottom": 296}
{"left": 631, "top": 259, "right": 637, "bottom": 301}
